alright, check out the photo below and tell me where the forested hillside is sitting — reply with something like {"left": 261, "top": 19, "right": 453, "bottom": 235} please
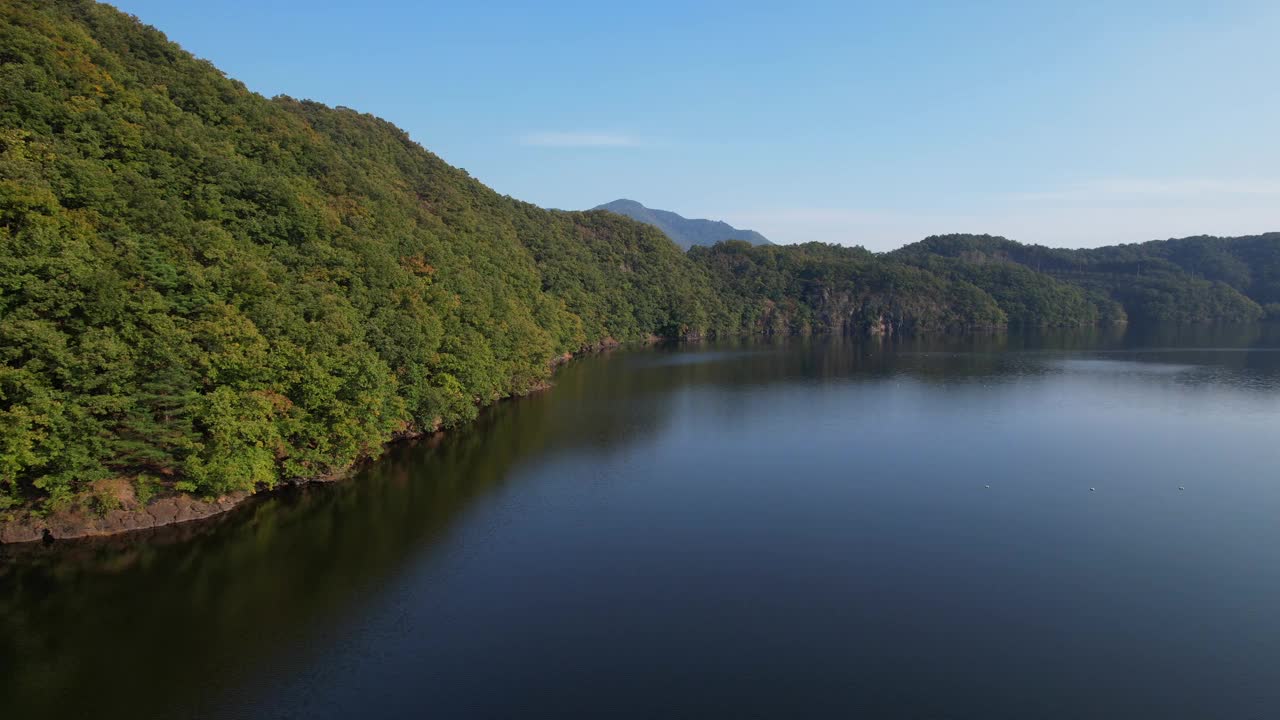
{"left": 0, "top": 0, "right": 1275, "bottom": 519}
{"left": 0, "top": 0, "right": 733, "bottom": 512}
{"left": 893, "top": 234, "right": 1276, "bottom": 323}
{"left": 691, "top": 241, "right": 1008, "bottom": 335}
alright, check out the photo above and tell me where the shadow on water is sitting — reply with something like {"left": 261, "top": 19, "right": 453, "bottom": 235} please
{"left": 1, "top": 343, "right": 755, "bottom": 717}
{"left": 1, "top": 323, "right": 1278, "bottom": 718}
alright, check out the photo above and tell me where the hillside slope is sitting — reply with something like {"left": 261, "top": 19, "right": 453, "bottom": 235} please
{"left": 0, "top": 1, "right": 1274, "bottom": 524}
{"left": 893, "top": 234, "right": 1274, "bottom": 323}
{"left": 0, "top": 0, "right": 730, "bottom": 512}
{"left": 692, "top": 241, "right": 1009, "bottom": 335}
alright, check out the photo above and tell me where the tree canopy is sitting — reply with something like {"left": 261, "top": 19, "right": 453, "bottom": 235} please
{"left": 1, "top": 1, "right": 1275, "bottom": 514}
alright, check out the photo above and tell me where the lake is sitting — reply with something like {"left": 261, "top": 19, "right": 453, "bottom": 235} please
{"left": 4, "top": 325, "right": 1280, "bottom": 719}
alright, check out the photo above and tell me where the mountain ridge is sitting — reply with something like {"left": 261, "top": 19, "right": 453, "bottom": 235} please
{"left": 593, "top": 199, "right": 773, "bottom": 250}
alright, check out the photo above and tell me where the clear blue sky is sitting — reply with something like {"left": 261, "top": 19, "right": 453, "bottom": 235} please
{"left": 112, "top": 0, "right": 1280, "bottom": 250}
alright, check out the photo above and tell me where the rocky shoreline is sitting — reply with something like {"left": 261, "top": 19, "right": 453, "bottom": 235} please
{"left": 0, "top": 338, "right": 626, "bottom": 545}
{"left": 0, "top": 490, "right": 252, "bottom": 544}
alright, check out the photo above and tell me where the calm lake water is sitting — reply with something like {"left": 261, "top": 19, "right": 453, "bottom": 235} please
{"left": 4, "top": 325, "right": 1280, "bottom": 719}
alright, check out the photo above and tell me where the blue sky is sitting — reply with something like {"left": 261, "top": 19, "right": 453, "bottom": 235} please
{"left": 113, "top": 0, "right": 1280, "bottom": 250}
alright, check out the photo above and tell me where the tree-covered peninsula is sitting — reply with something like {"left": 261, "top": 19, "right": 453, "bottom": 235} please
{"left": 1, "top": 0, "right": 1275, "bottom": 523}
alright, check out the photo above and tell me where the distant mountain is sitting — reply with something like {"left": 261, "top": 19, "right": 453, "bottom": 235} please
{"left": 594, "top": 199, "right": 773, "bottom": 250}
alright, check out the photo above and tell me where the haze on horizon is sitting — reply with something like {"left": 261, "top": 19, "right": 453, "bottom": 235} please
{"left": 112, "top": 0, "right": 1280, "bottom": 251}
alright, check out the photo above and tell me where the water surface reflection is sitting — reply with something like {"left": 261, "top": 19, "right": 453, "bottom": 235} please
{"left": 3, "top": 324, "right": 1279, "bottom": 719}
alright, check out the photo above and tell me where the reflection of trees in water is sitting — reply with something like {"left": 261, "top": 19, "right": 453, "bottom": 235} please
{"left": 1108, "top": 324, "right": 1280, "bottom": 380}
{"left": 2, "top": 323, "right": 1278, "bottom": 718}
{"left": 0, "top": 381, "right": 598, "bottom": 718}
{"left": 0, "top": 344, "right": 724, "bottom": 718}
{"left": 660, "top": 325, "right": 1280, "bottom": 388}
{"left": 631, "top": 334, "right": 1022, "bottom": 387}
{"left": 1118, "top": 322, "right": 1276, "bottom": 349}
{"left": 622, "top": 327, "right": 1280, "bottom": 437}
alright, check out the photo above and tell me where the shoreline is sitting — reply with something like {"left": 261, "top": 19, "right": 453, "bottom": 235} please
{"left": 0, "top": 338, "right": 626, "bottom": 546}
{"left": 4, "top": 321, "right": 1264, "bottom": 545}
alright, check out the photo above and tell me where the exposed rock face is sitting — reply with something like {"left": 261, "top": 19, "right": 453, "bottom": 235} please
{"left": 0, "top": 491, "right": 251, "bottom": 544}
{"left": 805, "top": 287, "right": 911, "bottom": 336}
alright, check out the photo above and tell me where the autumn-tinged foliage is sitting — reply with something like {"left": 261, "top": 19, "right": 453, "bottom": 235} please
{"left": 0, "top": 0, "right": 730, "bottom": 511}
{"left": 1, "top": 1, "right": 1276, "bottom": 513}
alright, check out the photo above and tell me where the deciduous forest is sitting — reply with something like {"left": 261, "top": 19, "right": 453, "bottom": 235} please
{"left": 1, "top": 0, "right": 1275, "bottom": 514}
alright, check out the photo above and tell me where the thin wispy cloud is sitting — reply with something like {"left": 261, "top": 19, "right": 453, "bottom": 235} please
{"left": 519, "top": 131, "right": 642, "bottom": 148}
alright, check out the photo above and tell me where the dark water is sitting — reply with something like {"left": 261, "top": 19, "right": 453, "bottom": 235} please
{"left": 4, "top": 325, "right": 1280, "bottom": 719}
